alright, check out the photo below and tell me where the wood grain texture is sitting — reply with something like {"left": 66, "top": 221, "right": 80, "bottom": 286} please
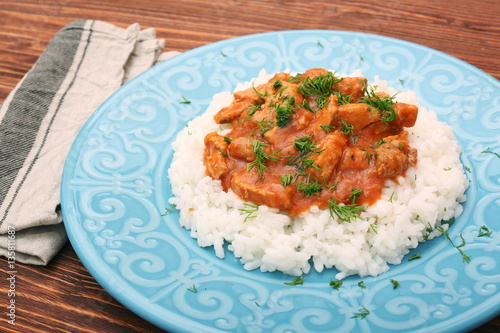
{"left": 0, "top": 0, "right": 499, "bottom": 332}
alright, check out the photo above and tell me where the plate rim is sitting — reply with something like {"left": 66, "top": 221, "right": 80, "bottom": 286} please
{"left": 61, "top": 29, "right": 500, "bottom": 333}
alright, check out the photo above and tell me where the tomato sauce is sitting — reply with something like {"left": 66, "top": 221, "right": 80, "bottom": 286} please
{"left": 203, "top": 68, "right": 418, "bottom": 217}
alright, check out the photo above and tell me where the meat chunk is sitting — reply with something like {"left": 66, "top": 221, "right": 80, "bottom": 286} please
{"left": 338, "top": 147, "right": 370, "bottom": 171}
{"left": 305, "top": 94, "right": 339, "bottom": 139}
{"left": 227, "top": 137, "right": 254, "bottom": 162}
{"left": 373, "top": 132, "right": 417, "bottom": 178}
{"left": 338, "top": 103, "right": 380, "bottom": 130}
{"left": 392, "top": 103, "right": 418, "bottom": 128}
{"left": 230, "top": 169, "right": 294, "bottom": 210}
{"left": 203, "top": 132, "right": 230, "bottom": 179}
{"left": 307, "top": 132, "right": 347, "bottom": 181}
{"left": 334, "top": 77, "right": 367, "bottom": 103}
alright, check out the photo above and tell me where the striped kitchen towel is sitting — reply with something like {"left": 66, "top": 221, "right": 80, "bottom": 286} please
{"left": 0, "top": 20, "right": 177, "bottom": 265}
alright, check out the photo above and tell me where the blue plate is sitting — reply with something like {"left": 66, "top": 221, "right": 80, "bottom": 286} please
{"left": 61, "top": 30, "right": 500, "bottom": 332}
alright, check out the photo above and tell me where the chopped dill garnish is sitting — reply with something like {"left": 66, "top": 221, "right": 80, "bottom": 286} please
{"left": 187, "top": 284, "right": 198, "bottom": 293}
{"left": 360, "top": 90, "right": 397, "bottom": 123}
{"left": 481, "top": 147, "right": 500, "bottom": 159}
{"left": 294, "top": 133, "right": 316, "bottom": 154}
{"left": 220, "top": 51, "right": 228, "bottom": 57}
{"left": 161, "top": 204, "right": 176, "bottom": 216}
{"left": 390, "top": 279, "right": 400, "bottom": 289}
{"left": 334, "top": 92, "right": 353, "bottom": 105}
{"left": 370, "top": 224, "right": 378, "bottom": 234}
{"left": 217, "top": 147, "right": 228, "bottom": 157}
{"left": 252, "top": 85, "right": 270, "bottom": 100}
{"left": 247, "top": 140, "right": 283, "bottom": 175}
{"left": 239, "top": 203, "right": 259, "bottom": 222}
{"left": 443, "top": 217, "right": 456, "bottom": 227}
{"left": 408, "top": 253, "right": 422, "bottom": 261}
{"left": 464, "top": 165, "right": 471, "bottom": 173}
{"left": 284, "top": 275, "right": 303, "bottom": 286}
{"left": 436, "top": 226, "right": 471, "bottom": 263}
{"left": 180, "top": 96, "right": 191, "bottom": 104}
{"left": 298, "top": 98, "right": 315, "bottom": 113}
{"left": 272, "top": 79, "right": 283, "bottom": 89}
{"left": 246, "top": 103, "right": 262, "bottom": 118}
{"left": 398, "top": 79, "right": 405, "bottom": 87}
{"left": 286, "top": 134, "right": 322, "bottom": 173}
{"left": 358, "top": 281, "right": 366, "bottom": 289}
{"left": 275, "top": 103, "right": 294, "bottom": 128}
{"left": 297, "top": 71, "right": 341, "bottom": 110}
{"left": 255, "top": 118, "right": 275, "bottom": 136}
{"left": 297, "top": 179, "right": 322, "bottom": 197}
{"left": 340, "top": 119, "right": 354, "bottom": 135}
{"left": 443, "top": 167, "right": 452, "bottom": 171}
{"left": 223, "top": 136, "right": 232, "bottom": 144}
{"left": 370, "top": 138, "right": 386, "bottom": 149}
{"left": 317, "top": 41, "right": 324, "bottom": 48}
{"left": 280, "top": 174, "right": 295, "bottom": 187}
{"left": 329, "top": 280, "right": 343, "bottom": 290}
{"left": 320, "top": 124, "right": 336, "bottom": 133}
{"left": 286, "top": 73, "right": 302, "bottom": 82}
{"left": 348, "top": 188, "right": 363, "bottom": 204}
{"left": 388, "top": 191, "right": 395, "bottom": 202}
{"left": 360, "top": 148, "right": 377, "bottom": 165}
{"left": 478, "top": 225, "right": 493, "bottom": 237}
{"left": 351, "top": 306, "right": 370, "bottom": 319}
{"left": 327, "top": 198, "right": 364, "bottom": 223}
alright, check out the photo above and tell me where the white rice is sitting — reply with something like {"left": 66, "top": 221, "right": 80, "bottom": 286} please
{"left": 167, "top": 69, "right": 469, "bottom": 279}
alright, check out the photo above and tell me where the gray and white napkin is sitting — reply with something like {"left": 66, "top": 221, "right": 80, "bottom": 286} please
{"left": 0, "top": 20, "right": 178, "bottom": 265}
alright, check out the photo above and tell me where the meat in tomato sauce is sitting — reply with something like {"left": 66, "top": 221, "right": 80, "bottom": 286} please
{"left": 203, "top": 68, "right": 418, "bottom": 217}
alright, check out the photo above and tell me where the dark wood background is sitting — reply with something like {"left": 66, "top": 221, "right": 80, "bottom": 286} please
{"left": 1, "top": 0, "right": 499, "bottom": 332}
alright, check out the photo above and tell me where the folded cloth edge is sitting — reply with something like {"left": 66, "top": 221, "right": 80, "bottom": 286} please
{"left": 0, "top": 19, "right": 166, "bottom": 265}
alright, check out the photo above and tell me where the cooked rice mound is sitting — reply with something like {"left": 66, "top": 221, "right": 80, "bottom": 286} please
{"left": 167, "top": 70, "right": 468, "bottom": 279}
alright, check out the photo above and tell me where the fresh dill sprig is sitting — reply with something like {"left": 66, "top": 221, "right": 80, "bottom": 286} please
{"left": 359, "top": 148, "right": 377, "bottom": 165}
{"left": 180, "top": 96, "right": 191, "bottom": 104}
{"left": 320, "top": 124, "right": 336, "bottom": 133}
{"left": 297, "top": 71, "right": 342, "bottom": 110}
{"left": 247, "top": 140, "right": 283, "bottom": 175}
{"left": 351, "top": 306, "right": 370, "bottom": 320}
{"left": 280, "top": 174, "right": 296, "bottom": 187}
{"left": 360, "top": 90, "right": 397, "bottom": 123}
{"left": 348, "top": 188, "right": 363, "bottom": 204}
{"left": 327, "top": 198, "right": 364, "bottom": 223}
{"left": 161, "top": 204, "right": 176, "bottom": 216}
{"left": 339, "top": 119, "right": 354, "bottom": 135}
{"left": 481, "top": 147, "right": 500, "bottom": 159}
{"left": 408, "top": 253, "right": 422, "bottom": 261}
{"left": 436, "top": 226, "right": 471, "bottom": 263}
{"left": 284, "top": 275, "right": 303, "bottom": 286}
{"left": 187, "top": 284, "right": 198, "bottom": 293}
{"left": 390, "top": 279, "right": 400, "bottom": 289}
{"left": 370, "top": 138, "right": 386, "bottom": 149}
{"left": 272, "top": 79, "right": 283, "bottom": 89}
{"left": 297, "top": 179, "right": 322, "bottom": 197}
{"left": 275, "top": 103, "right": 295, "bottom": 128}
{"left": 286, "top": 134, "right": 321, "bottom": 173}
{"left": 238, "top": 203, "right": 259, "bottom": 222}
{"left": 478, "top": 225, "right": 493, "bottom": 237}
{"left": 255, "top": 118, "right": 275, "bottom": 136}
{"left": 329, "top": 280, "right": 343, "bottom": 290}
{"left": 358, "top": 281, "right": 366, "bottom": 289}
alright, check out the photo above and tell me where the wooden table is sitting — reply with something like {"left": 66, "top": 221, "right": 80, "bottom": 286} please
{"left": 1, "top": 1, "right": 499, "bottom": 332}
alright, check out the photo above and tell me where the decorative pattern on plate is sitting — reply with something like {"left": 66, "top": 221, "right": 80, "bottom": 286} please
{"left": 61, "top": 31, "right": 500, "bottom": 333}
